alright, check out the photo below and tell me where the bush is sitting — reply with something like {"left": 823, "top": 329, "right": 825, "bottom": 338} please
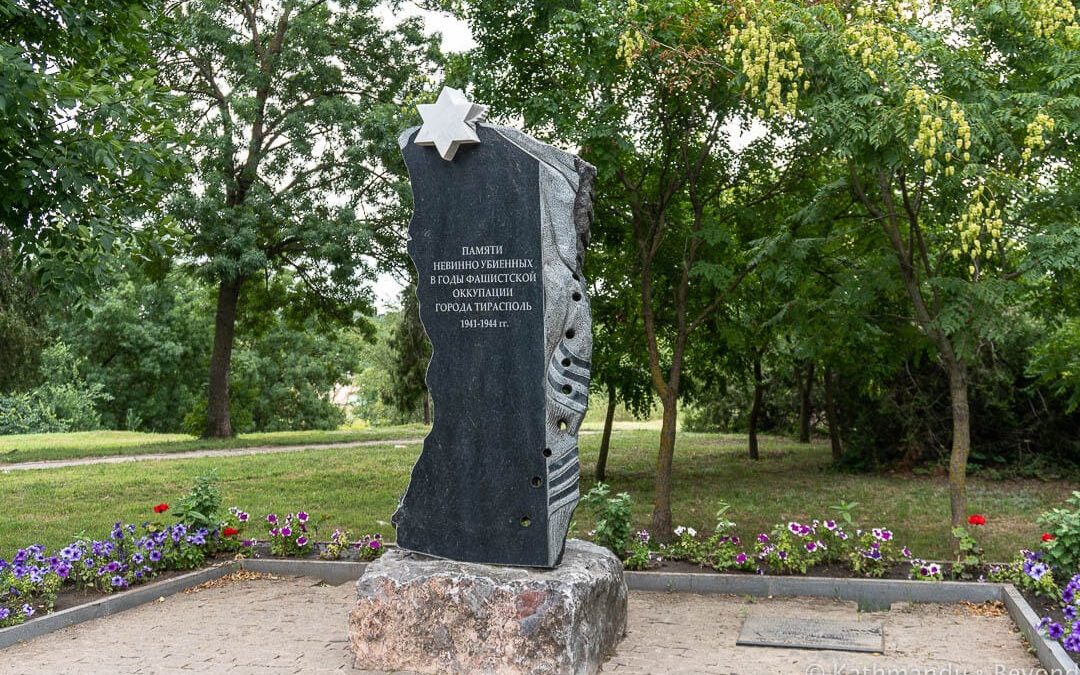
{"left": 172, "top": 471, "right": 223, "bottom": 530}
{"left": 1038, "top": 491, "right": 1080, "bottom": 574}
{"left": 583, "top": 483, "right": 633, "bottom": 557}
{"left": 0, "top": 343, "right": 107, "bottom": 435}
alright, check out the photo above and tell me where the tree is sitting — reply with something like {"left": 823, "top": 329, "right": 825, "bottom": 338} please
{"left": 1, "top": 0, "right": 184, "bottom": 292}
{"left": 673, "top": 0, "right": 1080, "bottom": 527}
{"left": 386, "top": 284, "right": 431, "bottom": 424}
{"left": 463, "top": 0, "right": 811, "bottom": 539}
{"left": 161, "top": 0, "right": 439, "bottom": 436}
{"left": 0, "top": 238, "right": 45, "bottom": 392}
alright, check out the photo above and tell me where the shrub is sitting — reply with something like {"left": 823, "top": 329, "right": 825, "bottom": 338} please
{"left": 0, "top": 343, "right": 107, "bottom": 435}
{"left": 1038, "top": 491, "right": 1080, "bottom": 574}
{"left": 583, "top": 483, "right": 633, "bottom": 557}
{"left": 172, "top": 471, "right": 223, "bottom": 531}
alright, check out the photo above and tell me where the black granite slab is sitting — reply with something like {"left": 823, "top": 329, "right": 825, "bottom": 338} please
{"left": 393, "top": 126, "right": 553, "bottom": 566}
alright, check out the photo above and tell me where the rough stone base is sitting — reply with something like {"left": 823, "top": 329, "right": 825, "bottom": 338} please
{"left": 348, "top": 539, "right": 627, "bottom": 675}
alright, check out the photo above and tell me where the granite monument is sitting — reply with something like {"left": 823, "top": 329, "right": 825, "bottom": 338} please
{"left": 391, "top": 86, "right": 596, "bottom": 568}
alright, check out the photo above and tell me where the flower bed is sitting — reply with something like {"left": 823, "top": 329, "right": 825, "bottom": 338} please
{"left": 0, "top": 473, "right": 385, "bottom": 631}
{"left": 585, "top": 485, "right": 1080, "bottom": 663}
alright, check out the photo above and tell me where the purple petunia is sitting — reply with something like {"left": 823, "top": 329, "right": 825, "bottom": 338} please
{"left": 735, "top": 552, "right": 748, "bottom": 565}
{"left": 111, "top": 575, "right": 127, "bottom": 589}
{"left": 757, "top": 533, "right": 769, "bottom": 544}
{"left": 296, "top": 536, "right": 308, "bottom": 547}
{"left": 1028, "top": 562, "right": 1050, "bottom": 581}
{"left": 281, "top": 526, "right": 292, "bottom": 537}
{"left": 267, "top": 514, "right": 278, "bottom": 524}
{"left": 297, "top": 511, "right": 309, "bottom": 523}
{"left": 149, "top": 550, "right": 162, "bottom": 563}
{"left": 1063, "top": 632, "right": 1080, "bottom": 653}
{"left": 1046, "top": 622, "right": 1066, "bottom": 640}
{"left": 21, "top": 603, "right": 34, "bottom": 618}
{"left": 0, "top": 607, "right": 9, "bottom": 620}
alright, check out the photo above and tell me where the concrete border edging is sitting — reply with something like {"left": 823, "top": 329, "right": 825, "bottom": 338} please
{"left": 0, "top": 562, "right": 238, "bottom": 650}
{"left": 1, "top": 558, "right": 1076, "bottom": 675}
{"left": 623, "top": 571, "right": 1002, "bottom": 609}
{"left": 1000, "top": 584, "right": 1080, "bottom": 675}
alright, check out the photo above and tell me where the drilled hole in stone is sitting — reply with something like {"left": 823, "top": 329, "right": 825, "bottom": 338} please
{"left": 531, "top": 476, "right": 542, "bottom": 488}
{"left": 558, "top": 420, "right": 568, "bottom": 431}
{"left": 561, "top": 357, "right": 572, "bottom": 367}
{"left": 543, "top": 447, "right": 552, "bottom": 457}
{"left": 520, "top": 516, "right": 531, "bottom": 528}
{"left": 565, "top": 329, "right": 576, "bottom": 339}
{"left": 572, "top": 292, "right": 582, "bottom": 302}
{"left": 561, "top": 384, "right": 573, "bottom": 395}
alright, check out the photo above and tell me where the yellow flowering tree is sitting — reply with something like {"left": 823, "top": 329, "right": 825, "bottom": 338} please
{"left": 657, "top": 0, "right": 1078, "bottom": 529}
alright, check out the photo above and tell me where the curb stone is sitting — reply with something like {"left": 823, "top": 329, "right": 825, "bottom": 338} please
{"left": 0, "top": 562, "right": 237, "bottom": 650}
{"left": 1, "top": 559, "right": 1074, "bottom": 675}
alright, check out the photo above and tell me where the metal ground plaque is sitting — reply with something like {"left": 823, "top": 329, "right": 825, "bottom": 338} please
{"left": 737, "top": 614, "right": 885, "bottom": 653}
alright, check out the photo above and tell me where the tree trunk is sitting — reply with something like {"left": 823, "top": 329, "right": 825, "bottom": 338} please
{"left": 595, "top": 385, "right": 617, "bottom": 483}
{"left": 422, "top": 392, "right": 431, "bottom": 426}
{"left": 798, "top": 362, "right": 814, "bottom": 442}
{"left": 203, "top": 277, "right": 243, "bottom": 438}
{"left": 650, "top": 393, "right": 678, "bottom": 541}
{"left": 946, "top": 357, "right": 971, "bottom": 528}
{"left": 748, "top": 357, "right": 763, "bottom": 460}
{"left": 824, "top": 366, "right": 843, "bottom": 461}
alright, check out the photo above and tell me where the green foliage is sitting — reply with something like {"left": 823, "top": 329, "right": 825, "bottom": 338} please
{"left": 384, "top": 285, "right": 430, "bottom": 421}
{"left": 0, "top": 0, "right": 185, "bottom": 293}
{"left": 53, "top": 272, "right": 360, "bottom": 434}
{"left": 349, "top": 311, "right": 427, "bottom": 426}
{"left": 0, "top": 241, "right": 46, "bottom": 392}
{"left": 1029, "top": 319, "right": 1080, "bottom": 413}
{"left": 988, "top": 553, "right": 1061, "bottom": 600}
{"left": 0, "top": 343, "right": 108, "bottom": 435}
{"left": 583, "top": 482, "right": 633, "bottom": 556}
{"left": 0, "top": 564, "right": 61, "bottom": 626}
{"left": 1038, "top": 491, "right": 1080, "bottom": 573}
{"left": 829, "top": 501, "right": 859, "bottom": 528}
{"left": 172, "top": 471, "right": 223, "bottom": 530}
{"left": 622, "top": 537, "right": 652, "bottom": 571}
{"left": 951, "top": 527, "right": 984, "bottom": 580}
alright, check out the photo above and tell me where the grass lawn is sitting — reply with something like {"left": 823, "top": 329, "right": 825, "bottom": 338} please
{"left": 1, "top": 426, "right": 1069, "bottom": 562}
{"left": 0, "top": 426, "right": 430, "bottom": 464}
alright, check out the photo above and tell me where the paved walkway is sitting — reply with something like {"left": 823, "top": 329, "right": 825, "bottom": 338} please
{"left": 0, "top": 573, "right": 1040, "bottom": 674}
{"left": 0, "top": 439, "right": 425, "bottom": 472}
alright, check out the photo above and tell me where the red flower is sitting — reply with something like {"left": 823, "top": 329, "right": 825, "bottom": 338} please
{"left": 1042, "top": 533, "right": 1056, "bottom": 542}
{"left": 222, "top": 527, "right": 240, "bottom": 537}
{"left": 967, "top": 514, "right": 986, "bottom": 526}
{"left": 153, "top": 503, "right": 169, "bottom": 514}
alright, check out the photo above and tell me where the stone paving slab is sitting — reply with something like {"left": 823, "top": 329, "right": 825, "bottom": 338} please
{"left": 0, "top": 574, "right": 1041, "bottom": 674}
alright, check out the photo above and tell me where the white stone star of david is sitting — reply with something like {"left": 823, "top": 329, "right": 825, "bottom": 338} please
{"left": 414, "top": 86, "right": 488, "bottom": 161}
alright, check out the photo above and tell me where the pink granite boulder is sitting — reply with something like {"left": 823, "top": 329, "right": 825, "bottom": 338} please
{"left": 348, "top": 539, "right": 627, "bottom": 674}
